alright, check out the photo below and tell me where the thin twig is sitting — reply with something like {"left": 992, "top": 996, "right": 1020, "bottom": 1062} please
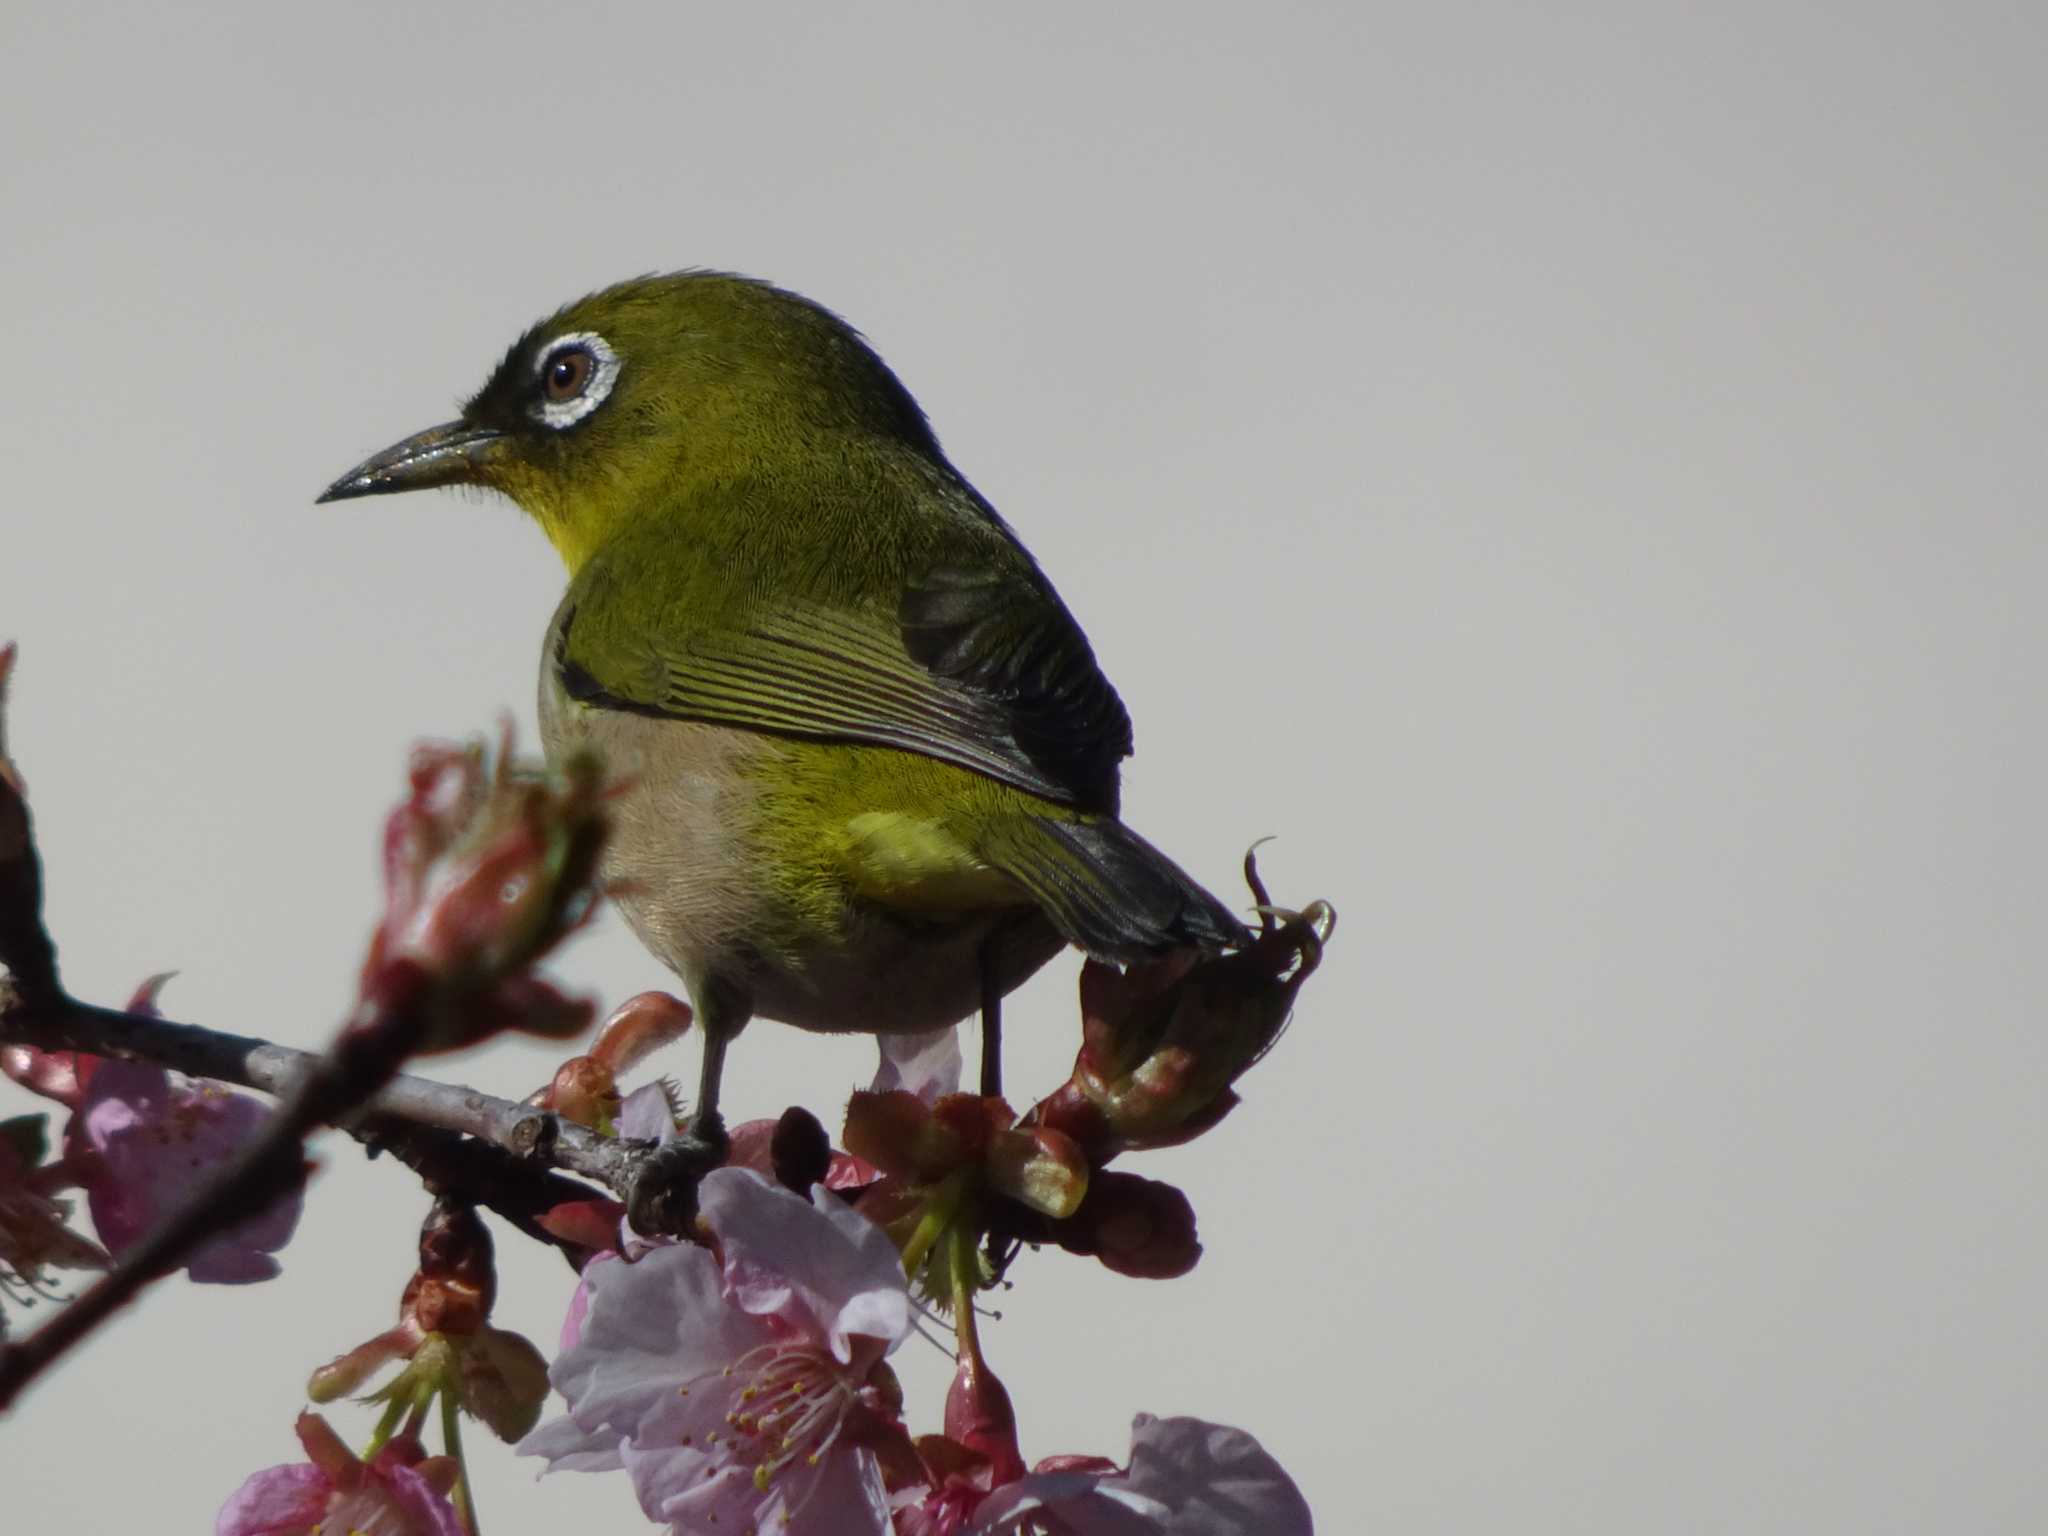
{"left": 0, "top": 719, "right": 59, "bottom": 1010}
{"left": 5, "top": 998, "right": 650, "bottom": 1193}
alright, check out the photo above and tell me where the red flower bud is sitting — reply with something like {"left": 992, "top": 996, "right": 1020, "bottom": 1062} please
{"left": 587, "top": 990, "right": 693, "bottom": 1075}
{"left": 1034, "top": 863, "right": 1335, "bottom": 1160}
{"left": 944, "top": 1350, "right": 1027, "bottom": 1485}
{"left": 1046, "top": 1170, "right": 1202, "bottom": 1279}
{"left": 358, "top": 733, "right": 610, "bottom": 1053}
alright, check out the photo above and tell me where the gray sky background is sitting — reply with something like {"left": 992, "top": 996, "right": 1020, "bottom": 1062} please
{"left": 4, "top": 3, "right": 2043, "bottom": 1531}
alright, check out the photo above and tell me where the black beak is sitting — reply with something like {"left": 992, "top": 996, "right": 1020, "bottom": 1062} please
{"left": 316, "top": 420, "right": 509, "bottom": 503}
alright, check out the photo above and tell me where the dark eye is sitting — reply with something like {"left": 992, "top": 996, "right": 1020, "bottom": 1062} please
{"left": 530, "top": 331, "right": 619, "bottom": 428}
{"left": 544, "top": 347, "right": 595, "bottom": 402}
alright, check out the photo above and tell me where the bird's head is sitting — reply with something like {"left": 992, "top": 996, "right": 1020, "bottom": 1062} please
{"left": 317, "top": 271, "right": 936, "bottom": 571}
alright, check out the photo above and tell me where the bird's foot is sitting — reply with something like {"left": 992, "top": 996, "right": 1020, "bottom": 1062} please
{"left": 626, "top": 1111, "right": 730, "bottom": 1237}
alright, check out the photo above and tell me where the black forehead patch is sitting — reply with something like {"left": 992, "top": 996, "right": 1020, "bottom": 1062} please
{"left": 462, "top": 318, "right": 556, "bottom": 431}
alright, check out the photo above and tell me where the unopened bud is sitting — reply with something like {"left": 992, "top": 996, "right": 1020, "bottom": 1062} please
{"left": 1048, "top": 1170, "right": 1202, "bottom": 1279}
{"left": 587, "top": 991, "right": 693, "bottom": 1075}
{"left": 308, "top": 1330, "right": 410, "bottom": 1402}
{"left": 1041, "top": 884, "right": 1335, "bottom": 1159}
{"left": 770, "top": 1106, "right": 833, "bottom": 1194}
{"left": 358, "top": 734, "right": 610, "bottom": 1054}
{"left": 537, "top": 1055, "right": 620, "bottom": 1129}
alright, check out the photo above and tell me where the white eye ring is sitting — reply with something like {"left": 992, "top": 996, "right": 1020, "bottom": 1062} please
{"left": 531, "top": 331, "right": 621, "bottom": 430}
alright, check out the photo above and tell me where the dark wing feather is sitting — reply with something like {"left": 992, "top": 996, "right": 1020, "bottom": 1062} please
{"left": 900, "top": 567, "right": 1131, "bottom": 806}
{"left": 556, "top": 567, "right": 1131, "bottom": 812}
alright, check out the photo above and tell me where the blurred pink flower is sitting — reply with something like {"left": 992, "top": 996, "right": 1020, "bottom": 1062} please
{"left": 71, "top": 1057, "right": 301, "bottom": 1282}
{"left": 216, "top": 1411, "right": 462, "bottom": 1536}
{"left": 521, "top": 1167, "right": 916, "bottom": 1534}
{"left": 1, "top": 980, "right": 299, "bottom": 1283}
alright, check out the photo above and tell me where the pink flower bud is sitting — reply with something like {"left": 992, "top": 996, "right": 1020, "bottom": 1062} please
{"left": 358, "top": 734, "right": 610, "bottom": 1053}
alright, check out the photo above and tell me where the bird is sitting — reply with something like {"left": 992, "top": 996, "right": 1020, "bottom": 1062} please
{"left": 319, "top": 271, "right": 1246, "bottom": 1180}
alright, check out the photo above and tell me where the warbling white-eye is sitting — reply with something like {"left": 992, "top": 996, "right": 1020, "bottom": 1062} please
{"left": 320, "top": 272, "right": 1246, "bottom": 1188}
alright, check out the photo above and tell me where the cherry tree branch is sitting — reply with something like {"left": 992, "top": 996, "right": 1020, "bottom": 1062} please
{"left": 0, "top": 654, "right": 654, "bottom": 1408}
{"left": 6, "top": 998, "right": 648, "bottom": 1193}
{"left": 0, "top": 646, "right": 57, "bottom": 1011}
{"left": 351, "top": 1112, "right": 609, "bottom": 1266}
{"left": 0, "top": 978, "right": 653, "bottom": 1410}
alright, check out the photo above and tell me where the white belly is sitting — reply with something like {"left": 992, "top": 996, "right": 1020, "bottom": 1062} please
{"left": 539, "top": 645, "right": 1063, "bottom": 1036}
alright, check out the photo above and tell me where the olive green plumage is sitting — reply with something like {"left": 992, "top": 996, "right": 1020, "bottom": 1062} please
{"left": 322, "top": 271, "right": 1244, "bottom": 1128}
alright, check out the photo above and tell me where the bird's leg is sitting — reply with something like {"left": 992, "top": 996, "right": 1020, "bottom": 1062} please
{"left": 978, "top": 934, "right": 1003, "bottom": 1100}
{"left": 627, "top": 977, "right": 748, "bottom": 1236}
{"left": 688, "top": 1007, "right": 736, "bottom": 1156}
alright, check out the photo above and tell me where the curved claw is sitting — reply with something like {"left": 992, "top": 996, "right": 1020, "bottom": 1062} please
{"left": 1242, "top": 839, "right": 1278, "bottom": 934}
{"left": 625, "top": 1114, "right": 730, "bottom": 1237}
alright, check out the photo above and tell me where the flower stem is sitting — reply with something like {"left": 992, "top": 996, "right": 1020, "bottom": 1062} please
{"left": 898, "top": 1169, "right": 971, "bottom": 1281}
{"left": 362, "top": 1393, "right": 410, "bottom": 1459}
{"left": 441, "top": 1388, "right": 479, "bottom": 1536}
{"left": 947, "top": 1222, "right": 983, "bottom": 1367}
{"left": 404, "top": 1387, "right": 433, "bottom": 1441}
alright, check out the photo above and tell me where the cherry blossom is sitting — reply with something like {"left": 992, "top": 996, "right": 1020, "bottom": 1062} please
{"left": 68, "top": 1057, "right": 302, "bottom": 1282}
{"left": 521, "top": 1167, "right": 916, "bottom": 1534}
{"left": 3, "top": 979, "right": 299, "bottom": 1283}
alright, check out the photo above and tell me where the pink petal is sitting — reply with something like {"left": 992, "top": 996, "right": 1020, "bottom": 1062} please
{"left": 75, "top": 1064, "right": 301, "bottom": 1281}
{"left": 534, "top": 1240, "right": 760, "bottom": 1443}
{"left": 557, "top": 1259, "right": 600, "bottom": 1353}
{"left": 1115, "top": 1414, "right": 1311, "bottom": 1535}
{"left": 187, "top": 1245, "right": 284, "bottom": 1283}
{"left": 214, "top": 1463, "right": 330, "bottom": 1536}
{"left": 616, "top": 1083, "right": 678, "bottom": 1142}
{"left": 518, "top": 1412, "right": 626, "bottom": 1474}
{"left": 380, "top": 1462, "right": 470, "bottom": 1536}
{"left": 699, "top": 1169, "right": 910, "bottom": 1361}
{"left": 623, "top": 1438, "right": 762, "bottom": 1531}
{"left": 973, "top": 1416, "right": 1312, "bottom": 1536}
{"left": 871, "top": 1026, "right": 963, "bottom": 1103}
{"left": 623, "top": 1390, "right": 896, "bottom": 1536}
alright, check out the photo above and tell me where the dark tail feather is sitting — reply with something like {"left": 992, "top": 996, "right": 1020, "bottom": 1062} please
{"left": 986, "top": 816, "right": 1249, "bottom": 961}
